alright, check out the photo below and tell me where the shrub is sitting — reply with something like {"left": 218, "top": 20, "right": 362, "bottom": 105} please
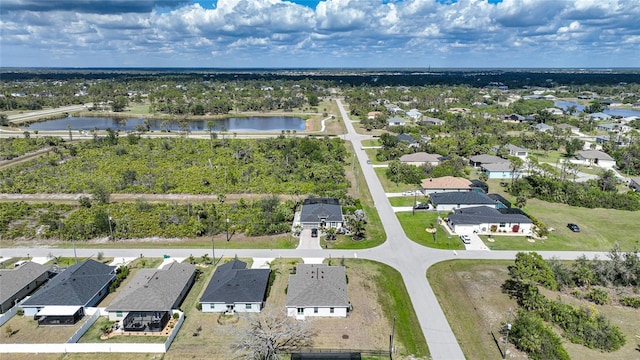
{"left": 585, "top": 287, "right": 609, "bottom": 305}
{"left": 620, "top": 296, "right": 640, "bottom": 308}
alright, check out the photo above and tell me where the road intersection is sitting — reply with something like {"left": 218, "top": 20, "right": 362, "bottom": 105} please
{"left": 1, "top": 99, "right": 608, "bottom": 359}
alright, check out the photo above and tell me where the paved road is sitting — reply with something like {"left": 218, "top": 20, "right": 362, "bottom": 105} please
{"left": 0, "top": 99, "right": 609, "bottom": 359}
{"left": 7, "top": 104, "right": 90, "bottom": 123}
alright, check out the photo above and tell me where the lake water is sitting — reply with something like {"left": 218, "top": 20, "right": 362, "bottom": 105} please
{"left": 27, "top": 116, "right": 307, "bottom": 132}
{"left": 554, "top": 101, "right": 640, "bottom": 118}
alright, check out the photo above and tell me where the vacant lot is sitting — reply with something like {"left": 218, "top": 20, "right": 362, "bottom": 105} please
{"left": 428, "top": 259, "right": 640, "bottom": 360}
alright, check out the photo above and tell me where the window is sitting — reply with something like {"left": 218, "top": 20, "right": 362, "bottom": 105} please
{"left": 246, "top": 304, "right": 252, "bottom": 310}
{"left": 116, "top": 311, "right": 122, "bottom": 317}
{"left": 314, "top": 307, "right": 318, "bottom": 314}
{"left": 499, "top": 222, "right": 506, "bottom": 228}
{"left": 297, "top": 308, "right": 304, "bottom": 315}
{"left": 210, "top": 304, "right": 215, "bottom": 310}
{"left": 330, "top": 307, "right": 334, "bottom": 314}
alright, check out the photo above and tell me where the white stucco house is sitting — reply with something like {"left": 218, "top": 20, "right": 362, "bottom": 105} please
{"left": 575, "top": 150, "right": 616, "bottom": 169}
{"left": 286, "top": 264, "right": 349, "bottom": 319}
{"left": 447, "top": 206, "right": 533, "bottom": 235}
{"left": 400, "top": 152, "right": 443, "bottom": 167}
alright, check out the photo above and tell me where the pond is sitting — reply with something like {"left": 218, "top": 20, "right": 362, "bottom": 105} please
{"left": 26, "top": 116, "right": 307, "bottom": 132}
{"left": 554, "top": 101, "right": 640, "bottom": 118}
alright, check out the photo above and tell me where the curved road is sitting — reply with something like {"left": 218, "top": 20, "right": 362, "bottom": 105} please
{"left": 1, "top": 99, "right": 607, "bottom": 359}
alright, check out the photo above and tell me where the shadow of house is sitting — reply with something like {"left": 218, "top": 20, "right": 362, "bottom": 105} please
{"left": 199, "top": 259, "right": 270, "bottom": 313}
{"left": 105, "top": 261, "right": 196, "bottom": 332}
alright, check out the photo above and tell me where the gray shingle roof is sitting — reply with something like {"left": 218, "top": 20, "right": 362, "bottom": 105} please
{"left": 0, "top": 262, "right": 51, "bottom": 307}
{"left": 481, "top": 162, "right": 518, "bottom": 172}
{"left": 400, "top": 152, "right": 442, "bottom": 163}
{"left": 430, "top": 191, "right": 496, "bottom": 206}
{"left": 300, "top": 199, "right": 343, "bottom": 223}
{"left": 286, "top": 264, "right": 348, "bottom": 308}
{"left": 469, "top": 154, "right": 508, "bottom": 165}
{"left": 106, "top": 261, "right": 195, "bottom": 312}
{"left": 577, "top": 150, "right": 614, "bottom": 161}
{"left": 22, "top": 259, "right": 115, "bottom": 307}
{"left": 199, "top": 260, "right": 270, "bottom": 304}
{"left": 448, "top": 206, "right": 532, "bottom": 225}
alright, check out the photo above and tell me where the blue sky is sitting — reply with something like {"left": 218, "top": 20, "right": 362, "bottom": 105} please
{"left": 1, "top": 0, "right": 638, "bottom": 68}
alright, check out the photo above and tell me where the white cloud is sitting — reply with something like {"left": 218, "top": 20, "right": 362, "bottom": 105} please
{"left": 1, "top": 0, "right": 639, "bottom": 67}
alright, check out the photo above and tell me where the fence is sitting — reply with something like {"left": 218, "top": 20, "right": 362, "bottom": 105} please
{"left": 1, "top": 309, "right": 185, "bottom": 354}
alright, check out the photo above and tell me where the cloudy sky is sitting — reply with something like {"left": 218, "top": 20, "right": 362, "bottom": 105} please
{"left": 1, "top": 0, "right": 639, "bottom": 68}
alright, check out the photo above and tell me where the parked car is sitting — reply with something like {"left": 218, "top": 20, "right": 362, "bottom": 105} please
{"left": 402, "top": 190, "right": 415, "bottom": 196}
{"left": 311, "top": 228, "right": 318, "bottom": 237}
{"left": 567, "top": 223, "right": 580, "bottom": 232}
{"left": 460, "top": 234, "right": 471, "bottom": 244}
{"left": 366, "top": 159, "right": 372, "bottom": 164}
{"left": 414, "top": 203, "right": 430, "bottom": 210}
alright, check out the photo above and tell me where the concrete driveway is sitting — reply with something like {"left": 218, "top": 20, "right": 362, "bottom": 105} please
{"left": 297, "top": 228, "right": 322, "bottom": 250}
{"left": 459, "top": 233, "right": 490, "bottom": 251}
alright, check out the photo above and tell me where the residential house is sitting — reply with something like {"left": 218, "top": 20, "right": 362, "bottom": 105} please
{"left": 447, "top": 206, "right": 533, "bottom": 235}
{"left": 469, "top": 154, "right": 508, "bottom": 168}
{"left": 406, "top": 109, "right": 422, "bottom": 120}
{"left": 481, "top": 162, "right": 522, "bottom": 180}
{"left": 366, "top": 111, "right": 382, "bottom": 120}
{"left": 105, "top": 261, "right": 196, "bottom": 332}
{"left": 286, "top": 264, "right": 349, "bottom": 319}
{"left": 419, "top": 117, "right": 445, "bottom": 126}
{"left": 556, "top": 124, "right": 580, "bottom": 134}
{"left": 575, "top": 150, "right": 616, "bottom": 169}
{"left": 199, "top": 259, "right": 270, "bottom": 313}
{"left": 399, "top": 152, "right": 442, "bottom": 167}
{"left": 20, "top": 259, "right": 116, "bottom": 324}
{"left": 586, "top": 112, "right": 612, "bottom": 120}
{"left": 0, "top": 261, "right": 53, "bottom": 313}
{"left": 502, "top": 114, "right": 525, "bottom": 122}
{"left": 629, "top": 177, "right": 640, "bottom": 192}
{"left": 421, "top": 176, "right": 473, "bottom": 195}
{"left": 387, "top": 117, "right": 405, "bottom": 126}
{"left": 396, "top": 133, "right": 419, "bottom": 147}
{"left": 543, "top": 107, "right": 564, "bottom": 116}
{"left": 597, "top": 123, "right": 631, "bottom": 133}
{"left": 533, "top": 123, "right": 554, "bottom": 132}
{"left": 428, "top": 191, "right": 497, "bottom": 211}
{"left": 299, "top": 198, "right": 344, "bottom": 229}
{"left": 493, "top": 144, "right": 529, "bottom": 159}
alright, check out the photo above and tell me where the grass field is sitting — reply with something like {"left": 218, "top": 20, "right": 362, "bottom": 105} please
{"left": 428, "top": 259, "right": 640, "bottom": 360}
{"left": 374, "top": 167, "right": 417, "bottom": 193}
{"left": 388, "top": 196, "right": 428, "bottom": 207}
{"left": 484, "top": 179, "right": 640, "bottom": 251}
{"left": 396, "top": 212, "right": 464, "bottom": 250}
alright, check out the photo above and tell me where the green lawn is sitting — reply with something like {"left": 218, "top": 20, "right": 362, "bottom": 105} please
{"left": 374, "top": 167, "right": 418, "bottom": 193}
{"left": 364, "top": 148, "right": 383, "bottom": 164}
{"left": 388, "top": 196, "right": 428, "bottom": 207}
{"left": 361, "top": 139, "right": 381, "bottom": 147}
{"left": 396, "top": 212, "right": 464, "bottom": 250}
{"left": 522, "top": 199, "right": 640, "bottom": 251}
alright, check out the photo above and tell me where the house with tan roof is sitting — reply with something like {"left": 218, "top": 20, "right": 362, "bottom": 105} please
{"left": 367, "top": 111, "right": 382, "bottom": 120}
{"left": 400, "top": 152, "right": 443, "bottom": 167}
{"left": 421, "top": 176, "right": 473, "bottom": 195}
